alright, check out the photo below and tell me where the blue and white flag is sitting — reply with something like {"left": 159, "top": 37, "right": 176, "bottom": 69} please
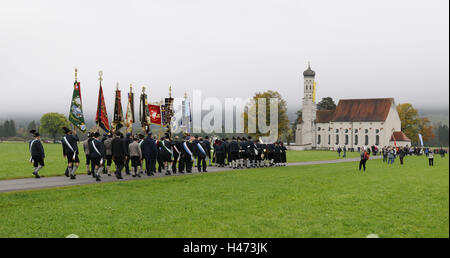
{"left": 418, "top": 133, "right": 424, "bottom": 147}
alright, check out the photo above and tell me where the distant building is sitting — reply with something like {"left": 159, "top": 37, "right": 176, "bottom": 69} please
{"left": 295, "top": 64, "right": 411, "bottom": 149}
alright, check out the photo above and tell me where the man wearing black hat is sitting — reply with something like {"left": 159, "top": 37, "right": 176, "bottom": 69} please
{"left": 61, "top": 127, "right": 80, "bottom": 179}
{"left": 280, "top": 142, "right": 287, "bottom": 166}
{"left": 138, "top": 133, "right": 145, "bottom": 175}
{"left": 160, "top": 134, "right": 173, "bottom": 175}
{"left": 83, "top": 132, "right": 93, "bottom": 175}
{"left": 171, "top": 136, "right": 181, "bottom": 174}
{"left": 128, "top": 136, "right": 142, "bottom": 177}
{"left": 156, "top": 137, "right": 165, "bottom": 173}
{"left": 274, "top": 142, "right": 281, "bottom": 166}
{"left": 104, "top": 132, "right": 113, "bottom": 176}
{"left": 193, "top": 135, "right": 207, "bottom": 172}
{"left": 111, "top": 132, "right": 127, "bottom": 179}
{"left": 29, "top": 130, "right": 45, "bottom": 178}
{"left": 176, "top": 136, "right": 186, "bottom": 173}
{"left": 229, "top": 137, "right": 239, "bottom": 169}
{"left": 124, "top": 132, "right": 133, "bottom": 175}
{"left": 142, "top": 132, "right": 157, "bottom": 176}
{"left": 180, "top": 135, "right": 194, "bottom": 173}
{"left": 204, "top": 136, "right": 212, "bottom": 166}
{"left": 214, "top": 139, "right": 226, "bottom": 167}
{"left": 89, "top": 132, "right": 106, "bottom": 181}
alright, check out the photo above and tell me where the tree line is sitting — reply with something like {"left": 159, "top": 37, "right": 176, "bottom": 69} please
{"left": 0, "top": 120, "right": 17, "bottom": 137}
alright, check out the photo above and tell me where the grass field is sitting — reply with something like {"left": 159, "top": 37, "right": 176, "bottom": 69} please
{"left": 0, "top": 154, "right": 447, "bottom": 238}
{"left": 0, "top": 141, "right": 358, "bottom": 180}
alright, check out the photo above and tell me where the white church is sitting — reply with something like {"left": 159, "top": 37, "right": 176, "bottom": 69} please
{"left": 295, "top": 64, "right": 411, "bottom": 150}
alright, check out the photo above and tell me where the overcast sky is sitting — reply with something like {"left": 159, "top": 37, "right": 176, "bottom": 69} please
{"left": 0, "top": 0, "right": 448, "bottom": 120}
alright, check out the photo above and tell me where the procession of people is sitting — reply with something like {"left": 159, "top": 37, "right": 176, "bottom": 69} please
{"left": 28, "top": 126, "right": 290, "bottom": 180}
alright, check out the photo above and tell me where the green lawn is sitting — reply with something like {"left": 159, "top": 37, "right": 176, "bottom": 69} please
{"left": 0, "top": 141, "right": 357, "bottom": 180}
{"left": 286, "top": 149, "right": 359, "bottom": 162}
{"left": 0, "top": 155, "right": 447, "bottom": 238}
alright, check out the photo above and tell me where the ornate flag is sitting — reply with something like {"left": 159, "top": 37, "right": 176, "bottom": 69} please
{"left": 139, "top": 88, "right": 151, "bottom": 132}
{"left": 181, "top": 99, "right": 192, "bottom": 133}
{"left": 165, "top": 97, "right": 174, "bottom": 125}
{"left": 125, "top": 86, "right": 134, "bottom": 133}
{"left": 161, "top": 105, "right": 167, "bottom": 126}
{"left": 68, "top": 71, "right": 87, "bottom": 132}
{"left": 149, "top": 104, "right": 162, "bottom": 125}
{"left": 112, "top": 85, "right": 124, "bottom": 131}
{"left": 96, "top": 80, "right": 110, "bottom": 133}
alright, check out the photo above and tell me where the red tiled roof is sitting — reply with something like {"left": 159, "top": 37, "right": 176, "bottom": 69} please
{"left": 332, "top": 98, "right": 393, "bottom": 122}
{"left": 316, "top": 110, "right": 335, "bottom": 123}
{"left": 390, "top": 131, "right": 411, "bottom": 142}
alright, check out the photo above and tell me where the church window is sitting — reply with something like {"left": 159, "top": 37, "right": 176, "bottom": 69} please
{"left": 376, "top": 129, "right": 379, "bottom": 134}
{"left": 335, "top": 129, "right": 339, "bottom": 133}
{"left": 328, "top": 135, "right": 331, "bottom": 145}
{"left": 355, "top": 135, "right": 358, "bottom": 145}
{"left": 375, "top": 135, "right": 380, "bottom": 145}
{"left": 365, "top": 135, "right": 369, "bottom": 145}
{"left": 336, "top": 135, "right": 339, "bottom": 145}
{"left": 345, "top": 129, "right": 348, "bottom": 133}
{"left": 318, "top": 127, "right": 321, "bottom": 131}
{"left": 365, "top": 129, "right": 369, "bottom": 134}
{"left": 355, "top": 129, "right": 358, "bottom": 133}
{"left": 317, "top": 135, "right": 321, "bottom": 144}
{"left": 345, "top": 135, "right": 349, "bottom": 145}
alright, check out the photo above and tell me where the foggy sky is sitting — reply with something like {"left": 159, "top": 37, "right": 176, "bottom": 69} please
{"left": 0, "top": 0, "right": 448, "bottom": 120}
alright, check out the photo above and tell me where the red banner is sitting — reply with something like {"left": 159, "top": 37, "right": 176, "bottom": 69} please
{"left": 148, "top": 104, "right": 162, "bottom": 125}
{"left": 96, "top": 84, "right": 110, "bottom": 132}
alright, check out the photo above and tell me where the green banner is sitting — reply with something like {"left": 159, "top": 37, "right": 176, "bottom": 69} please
{"left": 69, "top": 81, "right": 87, "bottom": 132}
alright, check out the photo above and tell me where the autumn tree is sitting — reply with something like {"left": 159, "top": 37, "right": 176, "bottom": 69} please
{"left": 243, "top": 90, "right": 289, "bottom": 142}
{"left": 418, "top": 117, "right": 435, "bottom": 142}
{"left": 396, "top": 103, "right": 434, "bottom": 143}
{"left": 40, "top": 113, "right": 71, "bottom": 143}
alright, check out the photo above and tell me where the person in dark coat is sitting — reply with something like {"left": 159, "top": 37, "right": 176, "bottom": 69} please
{"left": 215, "top": 140, "right": 226, "bottom": 167}
{"left": 267, "top": 143, "right": 275, "bottom": 166}
{"left": 193, "top": 135, "right": 208, "bottom": 172}
{"left": 204, "top": 136, "right": 212, "bottom": 166}
{"left": 181, "top": 136, "right": 194, "bottom": 172}
{"left": 141, "top": 132, "right": 157, "bottom": 176}
{"left": 156, "top": 137, "right": 164, "bottom": 173}
{"left": 123, "top": 132, "right": 133, "bottom": 174}
{"left": 229, "top": 137, "right": 240, "bottom": 169}
{"left": 274, "top": 142, "right": 281, "bottom": 166}
{"left": 399, "top": 148, "right": 406, "bottom": 165}
{"left": 239, "top": 137, "right": 248, "bottom": 168}
{"left": 160, "top": 134, "right": 173, "bottom": 175}
{"left": 224, "top": 138, "right": 231, "bottom": 167}
{"left": 61, "top": 127, "right": 80, "bottom": 179}
{"left": 176, "top": 136, "right": 185, "bottom": 173}
{"left": 255, "top": 140, "right": 264, "bottom": 167}
{"left": 171, "top": 136, "right": 181, "bottom": 174}
{"left": 280, "top": 142, "right": 287, "bottom": 166}
{"left": 29, "top": 130, "right": 45, "bottom": 178}
{"left": 111, "top": 132, "right": 127, "bottom": 179}
{"left": 89, "top": 132, "right": 106, "bottom": 181}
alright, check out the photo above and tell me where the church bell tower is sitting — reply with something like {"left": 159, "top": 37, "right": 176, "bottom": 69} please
{"left": 296, "top": 62, "right": 317, "bottom": 146}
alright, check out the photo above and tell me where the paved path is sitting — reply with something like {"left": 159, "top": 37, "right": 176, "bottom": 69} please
{"left": 0, "top": 156, "right": 381, "bottom": 193}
